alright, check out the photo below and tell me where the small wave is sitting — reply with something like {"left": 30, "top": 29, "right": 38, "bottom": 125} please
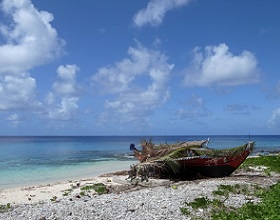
{"left": 122, "top": 154, "right": 135, "bottom": 159}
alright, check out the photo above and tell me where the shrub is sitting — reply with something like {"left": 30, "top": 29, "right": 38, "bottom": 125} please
{"left": 80, "top": 183, "right": 108, "bottom": 196}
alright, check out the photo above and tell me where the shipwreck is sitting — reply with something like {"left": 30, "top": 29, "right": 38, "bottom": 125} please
{"left": 128, "top": 138, "right": 254, "bottom": 181}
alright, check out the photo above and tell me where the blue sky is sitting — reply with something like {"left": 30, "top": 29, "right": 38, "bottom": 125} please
{"left": 0, "top": 0, "right": 280, "bottom": 136}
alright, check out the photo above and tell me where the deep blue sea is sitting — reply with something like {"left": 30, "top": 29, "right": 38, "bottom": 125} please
{"left": 0, "top": 135, "right": 280, "bottom": 189}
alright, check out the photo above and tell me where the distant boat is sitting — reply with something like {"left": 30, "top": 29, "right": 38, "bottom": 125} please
{"left": 128, "top": 141, "right": 254, "bottom": 180}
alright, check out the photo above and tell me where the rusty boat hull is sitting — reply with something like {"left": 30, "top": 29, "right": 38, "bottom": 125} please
{"left": 160, "top": 141, "right": 254, "bottom": 179}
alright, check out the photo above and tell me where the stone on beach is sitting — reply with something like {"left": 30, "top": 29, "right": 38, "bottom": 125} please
{"left": 0, "top": 168, "right": 280, "bottom": 220}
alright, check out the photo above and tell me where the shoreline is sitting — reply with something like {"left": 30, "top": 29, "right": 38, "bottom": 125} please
{"left": 1, "top": 163, "right": 280, "bottom": 205}
{"left": 1, "top": 164, "right": 280, "bottom": 219}
{"left": 0, "top": 160, "right": 138, "bottom": 205}
{"left": 0, "top": 160, "right": 136, "bottom": 191}
{"left": 1, "top": 154, "right": 280, "bottom": 205}
{"left": 0, "top": 173, "right": 129, "bottom": 205}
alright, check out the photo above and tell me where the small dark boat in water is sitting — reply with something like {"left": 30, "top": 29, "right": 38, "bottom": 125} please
{"left": 128, "top": 141, "right": 254, "bottom": 180}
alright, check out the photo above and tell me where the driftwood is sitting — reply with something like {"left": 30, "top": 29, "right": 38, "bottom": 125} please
{"left": 133, "top": 139, "right": 209, "bottom": 162}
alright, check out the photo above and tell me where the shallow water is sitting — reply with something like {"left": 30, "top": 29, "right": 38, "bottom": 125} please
{"left": 0, "top": 135, "right": 279, "bottom": 189}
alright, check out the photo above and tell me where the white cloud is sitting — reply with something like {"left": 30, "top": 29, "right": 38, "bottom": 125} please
{"left": 92, "top": 46, "right": 150, "bottom": 94}
{"left": 7, "top": 113, "right": 20, "bottom": 127}
{"left": 0, "top": 0, "right": 64, "bottom": 112}
{"left": 53, "top": 64, "right": 80, "bottom": 96}
{"left": 133, "top": 0, "right": 191, "bottom": 27}
{"left": 183, "top": 44, "right": 260, "bottom": 87}
{"left": 92, "top": 43, "right": 173, "bottom": 123}
{"left": 268, "top": 108, "right": 280, "bottom": 128}
{"left": 46, "top": 65, "right": 80, "bottom": 121}
{"left": 0, "top": 0, "right": 64, "bottom": 74}
{"left": 45, "top": 92, "right": 56, "bottom": 105}
{"left": 0, "top": 73, "right": 40, "bottom": 110}
{"left": 48, "top": 96, "right": 79, "bottom": 121}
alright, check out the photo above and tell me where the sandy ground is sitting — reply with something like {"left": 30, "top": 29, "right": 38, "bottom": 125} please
{"left": 0, "top": 173, "right": 127, "bottom": 205}
{"left": 0, "top": 161, "right": 137, "bottom": 205}
{"left": 1, "top": 165, "right": 280, "bottom": 207}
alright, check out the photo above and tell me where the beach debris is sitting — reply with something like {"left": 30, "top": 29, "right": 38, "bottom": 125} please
{"left": 128, "top": 139, "right": 254, "bottom": 181}
{"left": 130, "top": 138, "right": 209, "bottom": 163}
{"left": 62, "top": 188, "right": 73, "bottom": 197}
{"left": 126, "top": 160, "right": 180, "bottom": 183}
{"left": 0, "top": 203, "right": 11, "bottom": 213}
{"left": 50, "top": 196, "right": 58, "bottom": 202}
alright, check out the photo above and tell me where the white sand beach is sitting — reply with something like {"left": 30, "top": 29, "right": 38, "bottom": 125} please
{"left": 0, "top": 160, "right": 137, "bottom": 205}
{"left": 1, "top": 165, "right": 280, "bottom": 220}
{"left": 0, "top": 176, "right": 114, "bottom": 205}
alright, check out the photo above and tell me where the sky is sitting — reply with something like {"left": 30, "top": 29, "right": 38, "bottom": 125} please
{"left": 0, "top": 0, "right": 280, "bottom": 136}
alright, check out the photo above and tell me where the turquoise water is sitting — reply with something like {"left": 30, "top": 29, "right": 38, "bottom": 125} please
{"left": 0, "top": 135, "right": 279, "bottom": 189}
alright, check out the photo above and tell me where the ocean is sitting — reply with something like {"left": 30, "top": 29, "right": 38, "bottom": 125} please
{"left": 0, "top": 135, "right": 280, "bottom": 189}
